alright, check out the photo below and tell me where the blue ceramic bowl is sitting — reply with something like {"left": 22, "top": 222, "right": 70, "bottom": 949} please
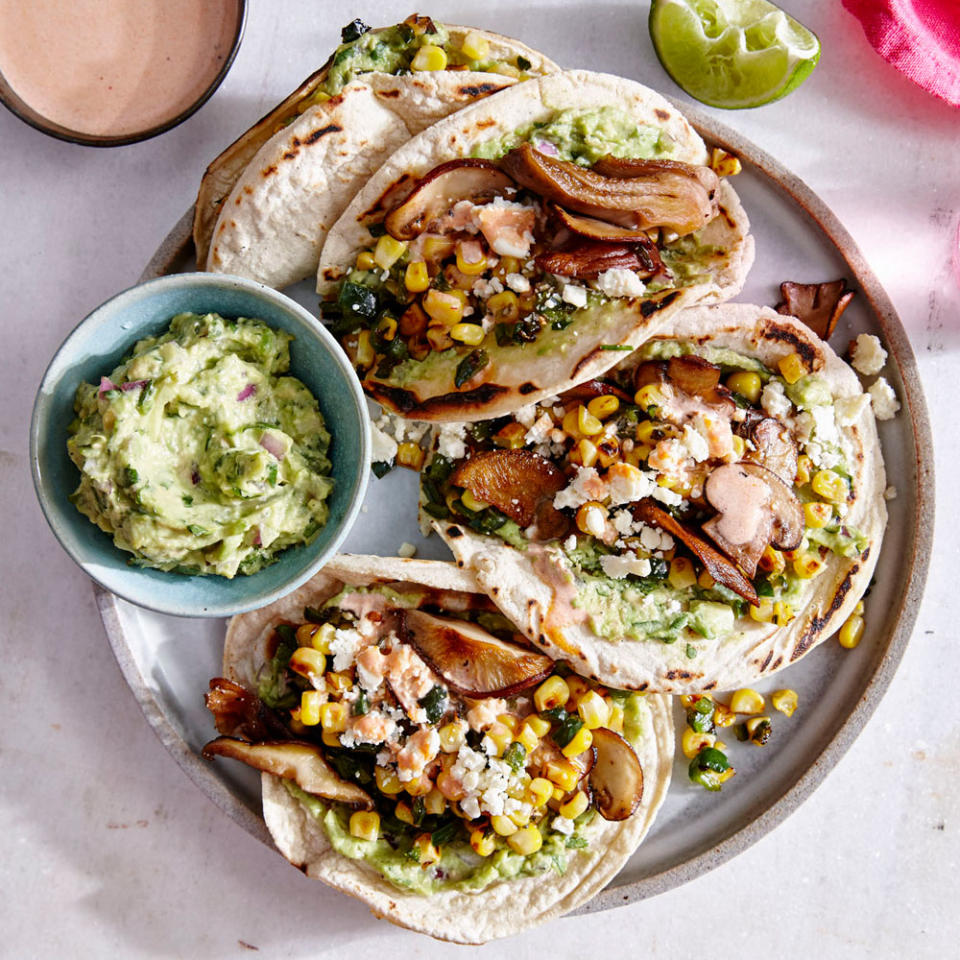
{"left": 30, "top": 273, "right": 370, "bottom": 618}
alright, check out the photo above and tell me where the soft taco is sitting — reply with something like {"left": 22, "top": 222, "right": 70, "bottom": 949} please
{"left": 197, "top": 15, "right": 557, "bottom": 287}
{"left": 315, "top": 69, "right": 753, "bottom": 421}
{"left": 420, "top": 304, "right": 886, "bottom": 693}
{"left": 203, "top": 555, "right": 672, "bottom": 943}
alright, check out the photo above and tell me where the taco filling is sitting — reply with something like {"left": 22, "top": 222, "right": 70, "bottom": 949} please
{"left": 204, "top": 581, "right": 653, "bottom": 895}
{"left": 422, "top": 335, "right": 871, "bottom": 653}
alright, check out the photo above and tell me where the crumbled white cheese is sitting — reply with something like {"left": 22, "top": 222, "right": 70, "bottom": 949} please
{"left": 600, "top": 552, "right": 652, "bottom": 580}
{"left": 682, "top": 424, "right": 710, "bottom": 463}
{"left": 551, "top": 816, "right": 575, "bottom": 836}
{"left": 885, "top": 485, "right": 898, "bottom": 500}
{"left": 524, "top": 412, "right": 554, "bottom": 446}
{"left": 369, "top": 422, "right": 398, "bottom": 466}
{"left": 505, "top": 272, "right": 531, "bottom": 293}
{"left": 435, "top": 422, "right": 468, "bottom": 460}
{"left": 650, "top": 484, "right": 683, "bottom": 507}
{"left": 563, "top": 534, "right": 578, "bottom": 552}
{"left": 582, "top": 505, "right": 607, "bottom": 538}
{"left": 397, "top": 542, "right": 417, "bottom": 558}
{"left": 835, "top": 394, "right": 870, "bottom": 427}
{"left": 561, "top": 283, "right": 588, "bottom": 308}
{"left": 594, "top": 267, "right": 647, "bottom": 299}
{"left": 472, "top": 276, "right": 504, "bottom": 298}
{"left": 851, "top": 334, "right": 888, "bottom": 376}
{"left": 554, "top": 466, "right": 603, "bottom": 510}
{"left": 867, "top": 377, "right": 900, "bottom": 420}
{"left": 761, "top": 380, "right": 792, "bottom": 419}
{"left": 376, "top": 413, "right": 428, "bottom": 446}
{"left": 606, "top": 463, "right": 653, "bottom": 506}
{"left": 329, "top": 628, "right": 363, "bottom": 672}
{"left": 612, "top": 510, "right": 637, "bottom": 537}
{"left": 514, "top": 403, "right": 537, "bottom": 427}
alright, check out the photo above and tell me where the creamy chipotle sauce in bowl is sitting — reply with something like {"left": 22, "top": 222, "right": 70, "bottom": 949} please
{"left": 0, "top": 0, "right": 244, "bottom": 145}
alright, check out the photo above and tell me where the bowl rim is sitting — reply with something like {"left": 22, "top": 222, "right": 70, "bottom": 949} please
{"left": 29, "top": 271, "right": 370, "bottom": 618}
{"left": 0, "top": 1, "right": 247, "bottom": 147}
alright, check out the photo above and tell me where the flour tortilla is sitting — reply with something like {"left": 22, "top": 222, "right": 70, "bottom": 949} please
{"left": 198, "top": 25, "right": 557, "bottom": 287}
{"left": 222, "top": 554, "right": 673, "bottom": 944}
{"left": 434, "top": 305, "right": 887, "bottom": 694}
{"left": 317, "top": 70, "right": 754, "bottom": 421}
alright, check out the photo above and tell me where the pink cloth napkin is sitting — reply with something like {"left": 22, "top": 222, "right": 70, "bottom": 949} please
{"left": 843, "top": 0, "right": 960, "bottom": 107}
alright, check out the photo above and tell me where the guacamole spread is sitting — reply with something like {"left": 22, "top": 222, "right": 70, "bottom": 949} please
{"left": 67, "top": 312, "right": 333, "bottom": 577}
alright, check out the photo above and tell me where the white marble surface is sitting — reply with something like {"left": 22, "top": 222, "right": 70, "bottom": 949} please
{"left": 2, "top": 1, "right": 957, "bottom": 955}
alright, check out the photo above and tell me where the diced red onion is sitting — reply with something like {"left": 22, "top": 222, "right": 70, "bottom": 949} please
{"left": 191, "top": 469, "right": 200, "bottom": 485}
{"left": 259, "top": 432, "right": 285, "bottom": 460}
{"left": 121, "top": 379, "right": 149, "bottom": 392}
{"left": 98, "top": 377, "right": 117, "bottom": 395}
{"left": 534, "top": 139, "right": 559, "bottom": 157}
{"left": 237, "top": 383, "right": 257, "bottom": 402}
{"left": 252, "top": 528, "right": 262, "bottom": 547}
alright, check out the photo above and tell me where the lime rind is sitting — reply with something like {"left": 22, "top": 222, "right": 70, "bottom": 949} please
{"left": 649, "top": 0, "right": 821, "bottom": 109}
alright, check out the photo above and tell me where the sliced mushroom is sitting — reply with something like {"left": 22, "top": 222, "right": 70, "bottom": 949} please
{"left": 592, "top": 155, "right": 720, "bottom": 193}
{"left": 384, "top": 159, "right": 516, "bottom": 240}
{"left": 400, "top": 610, "right": 554, "bottom": 698}
{"left": 666, "top": 355, "right": 735, "bottom": 413}
{"left": 560, "top": 378, "right": 634, "bottom": 405}
{"left": 746, "top": 417, "right": 798, "bottom": 485}
{"left": 205, "top": 677, "right": 290, "bottom": 741}
{"left": 589, "top": 727, "right": 644, "bottom": 821}
{"left": 776, "top": 280, "right": 854, "bottom": 341}
{"left": 450, "top": 448, "right": 569, "bottom": 539}
{"left": 701, "top": 463, "right": 803, "bottom": 577}
{"left": 551, "top": 205, "right": 666, "bottom": 253}
{"left": 500, "top": 143, "right": 718, "bottom": 235}
{"left": 536, "top": 239, "right": 659, "bottom": 280}
{"left": 632, "top": 499, "right": 759, "bottom": 605}
{"left": 202, "top": 738, "right": 374, "bottom": 809}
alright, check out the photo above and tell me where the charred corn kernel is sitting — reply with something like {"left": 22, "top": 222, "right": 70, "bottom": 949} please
{"left": 778, "top": 351, "right": 807, "bottom": 384}
{"left": 470, "top": 827, "right": 495, "bottom": 856}
{"left": 853, "top": 600, "right": 865, "bottom": 617}
{"left": 295, "top": 622, "right": 321, "bottom": 647}
{"left": 299, "top": 690, "right": 323, "bottom": 726}
{"left": 838, "top": 614, "right": 865, "bottom": 649}
{"left": 321, "top": 729, "right": 341, "bottom": 747}
{"left": 396, "top": 441, "right": 425, "bottom": 471}
{"left": 349, "top": 811, "right": 380, "bottom": 842}
{"left": 373, "top": 234, "right": 407, "bottom": 270}
{"left": 731, "top": 435, "right": 747, "bottom": 459}
{"left": 710, "top": 147, "right": 742, "bottom": 177}
{"left": 546, "top": 758, "right": 580, "bottom": 792}
{"left": 287, "top": 714, "right": 307, "bottom": 736}
{"left": 668, "top": 556, "right": 697, "bottom": 590}
{"left": 455, "top": 243, "right": 488, "bottom": 276}
{"left": 758, "top": 545, "right": 785, "bottom": 576}
{"left": 793, "top": 553, "right": 827, "bottom": 579}
{"left": 508, "top": 824, "right": 542, "bottom": 855}
{"left": 562, "top": 407, "right": 583, "bottom": 439}
{"left": 461, "top": 30, "right": 490, "bottom": 59}
{"left": 526, "top": 715, "right": 551, "bottom": 738}
{"left": 746, "top": 717, "right": 772, "bottom": 744}
{"left": 314, "top": 622, "right": 336, "bottom": 653}
{"left": 577, "top": 690, "right": 610, "bottom": 730}
{"left": 486, "top": 723, "right": 513, "bottom": 756}
{"left": 356, "top": 250, "right": 376, "bottom": 270}
{"left": 552, "top": 785, "right": 567, "bottom": 802}
{"left": 774, "top": 601, "right": 794, "bottom": 626}
{"left": 569, "top": 438, "right": 598, "bottom": 468}
{"left": 713, "top": 702, "right": 736, "bottom": 728}
{"left": 497, "top": 714, "right": 519, "bottom": 734}
{"left": 626, "top": 444, "right": 651, "bottom": 466}
{"left": 422, "top": 235, "right": 455, "bottom": 261}
{"left": 436, "top": 770, "right": 466, "bottom": 801}
{"left": 607, "top": 702, "right": 624, "bottom": 734}
{"left": 515, "top": 723, "right": 540, "bottom": 753}
{"left": 796, "top": 454, "right": 812, "bottom": 484}
{"left": 562, "top": 726, "right": 593, "bottom": 758}
{"left": 326, "top": 671, "right": 352, "bottom": 693}
{"left": 497, "top": 255, "right": 520, "bottom": 276}
{"left": 771, "top": 689, "right": 799, "bottom": 717}
{"left": 411, "top": 44, "right": 447, "bottom": 71}
{"left": 682, "top": 728, "right": 716, "bottom": 758}
{"left": 375, "top": 765, "right": 404, "bottom": 795}
{"left": 698, "top": 569, "right": 715, "bottom": 589}
{"left": 726, "top": 370, "right": 762, "bottom": 402}
{"left": 493, "top": 421, "right": 527, "bottom": 449}
{"left": 729, "top": 688, "right": 765, "bottom": 715}
{"left": 587, "top": 394, "right": 620, "bottom": 420}
{"left": 460, "top": 488, "right": 490, "bottom": 512}
{"left": 577, "top": 404, "right": 603, "bottom": 436}
{"left": 394, "top": 801, "right": 414, "bottom": 824}
{"left": 804, "top": 501, "right": 833, "bottom": 528}
{"left": 490, "top": 61, "right": 521, "bottom": 78}
{"left": 559, "top": 791, "right": 589, "bottom": 820}
{"left": 424, "top": 789, "right": 447, "bottom": 816}
{"left": 507, "top": 805, "right": 531, "bottom": 827}
{"left": 414, "top": 834, "right": 440, "bottom": 866}
{"left": 635, "top": 420, "right": 659, "bottom": 445}
{"left": 596, "top": 436, "right": 621, "bottom": 468}
{"left": 355, "top": 329, "right": 375, "bottom": 368}
{"left": 680, "top": 694, "right": 704, "bottom": 708}
{"left": 486, "top": 289, "right": 520, "bottom": 322}
{"left": 575, "top": 501, "right": 608, "bottom": 538}
{"left": 750, "top": 598, "right": 774, "bottom": 622}
{"left": 289, "top": 647, "right": 326, "bottom": 680}
{"left": 535, "top": 676, "right": 570, "bottom": 712}
{"left": 564, "top": 677, "right": 591, "bottom": 709}
{"left": 528, "top": 777, "right": 554, "bottom": 807}
{"left": 491, "top": 815, "right": 518, "bottom": 837}
{"left": 812, "top": 469, "right": 848, "bottom": 502}
{"left": 320, "top": 701, "right": 348, "bottom": 732}
{"left": 634, "top": 383, "right": 663, "bottom": 410}
{"left": 404, "top": 260, "right": 430, "bottom": 292}
{"left": 423, "top": 288, "right": 464, "bottom": 325}
{"left": 406, "top": 773, "right": 434, "bottom": 797}
{"left": 450, "top": 322, "right": 485, "bottom": 346}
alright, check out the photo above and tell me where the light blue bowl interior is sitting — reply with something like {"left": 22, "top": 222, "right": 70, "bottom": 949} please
{"left": 31, "top": 273, "right": 369, "bottom": 617}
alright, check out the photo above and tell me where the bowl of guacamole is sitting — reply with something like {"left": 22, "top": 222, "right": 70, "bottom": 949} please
{"left": 31, "top": 273, "right": 370, "bottom": 617}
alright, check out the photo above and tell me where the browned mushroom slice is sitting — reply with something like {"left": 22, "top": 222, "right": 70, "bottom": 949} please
{"left": 561, "top": 378, "right": 634, "bottom": 405}
{"left": 500, "top": 143, "right": 718, "bottom": 235}
{"left": 384, "top": 159, "right": 516, "bottom": 240}
{"left": 450, "top": 448, "right": 569, "bottom": 538}
{"left": 536, "top": 240, "right": 659, "bottom": 280}
{"left": 592, "top": 155, "right": 720, "bottom": 194}
{"left": 666, "top": 355, "right": 735, "bottom": 412}
{"left": 551, "top": 205, "right": 667, "bottom": 254}
{"left": 633, "top": 359, "right": 667, "bottom": 392}
{"left": 589, "top": 727, "right": 644, "bottom": 821}
{"left": 205, "top": 677, "right": 289, "bottom": 741}
{"left": 400, "top": 610, "right": 554, "bottom": 697}
{"left": 775, "top": 280, "right": 854, "bottom": 341}
{"left": 633, "top": 499, "right": 759, "bottom": 605}
{"left": 701, "top": 463, "right": 803, "bottom": 577}
{"left": 746, "top": 417, "right": 798, "bottom": 484}
{"left": 202, "top": 738, "right": 374, "bottom": 809}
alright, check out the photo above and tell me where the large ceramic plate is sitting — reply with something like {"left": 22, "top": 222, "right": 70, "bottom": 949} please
{"left": 96, "top": 99, "right": 933, "bottom": 910}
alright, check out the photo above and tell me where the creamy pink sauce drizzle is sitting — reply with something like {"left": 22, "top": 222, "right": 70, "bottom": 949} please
{"left": 0, "top": 0, "right": 240, "bottom": 136}
{"left": 705, "top": 464, "right": 771, "bottom": 545}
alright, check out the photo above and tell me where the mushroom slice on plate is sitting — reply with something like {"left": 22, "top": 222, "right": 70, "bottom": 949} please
{"left": 202, "top": 738, "right": 374, "bottom": 809}
{"left": 745, "top": 417, "right": 799, "bottom": 485}
{"left": 551, "top": 204, "right": 666, "bottom": 252}
{"left": 384, "top": 159, "right": 516, "bottom": 240}
{"left": 536, "top": 239, "right": 660, "bottom": 280}
{"left": 205, "top": 677, "right": 289, "bottom": 741}
{"left": 588, "top": 727, "right": 644, "bottom": 821}
{"left": 775, "top": 279, "right": 854, "bottom": 341}
{"left": 400, "top": 609, "right": 554, "bottom": 697}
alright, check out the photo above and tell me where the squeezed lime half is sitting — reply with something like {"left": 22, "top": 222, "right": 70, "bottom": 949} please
{"left": 649, "top": 0, "right": 820, "bottom": 109}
